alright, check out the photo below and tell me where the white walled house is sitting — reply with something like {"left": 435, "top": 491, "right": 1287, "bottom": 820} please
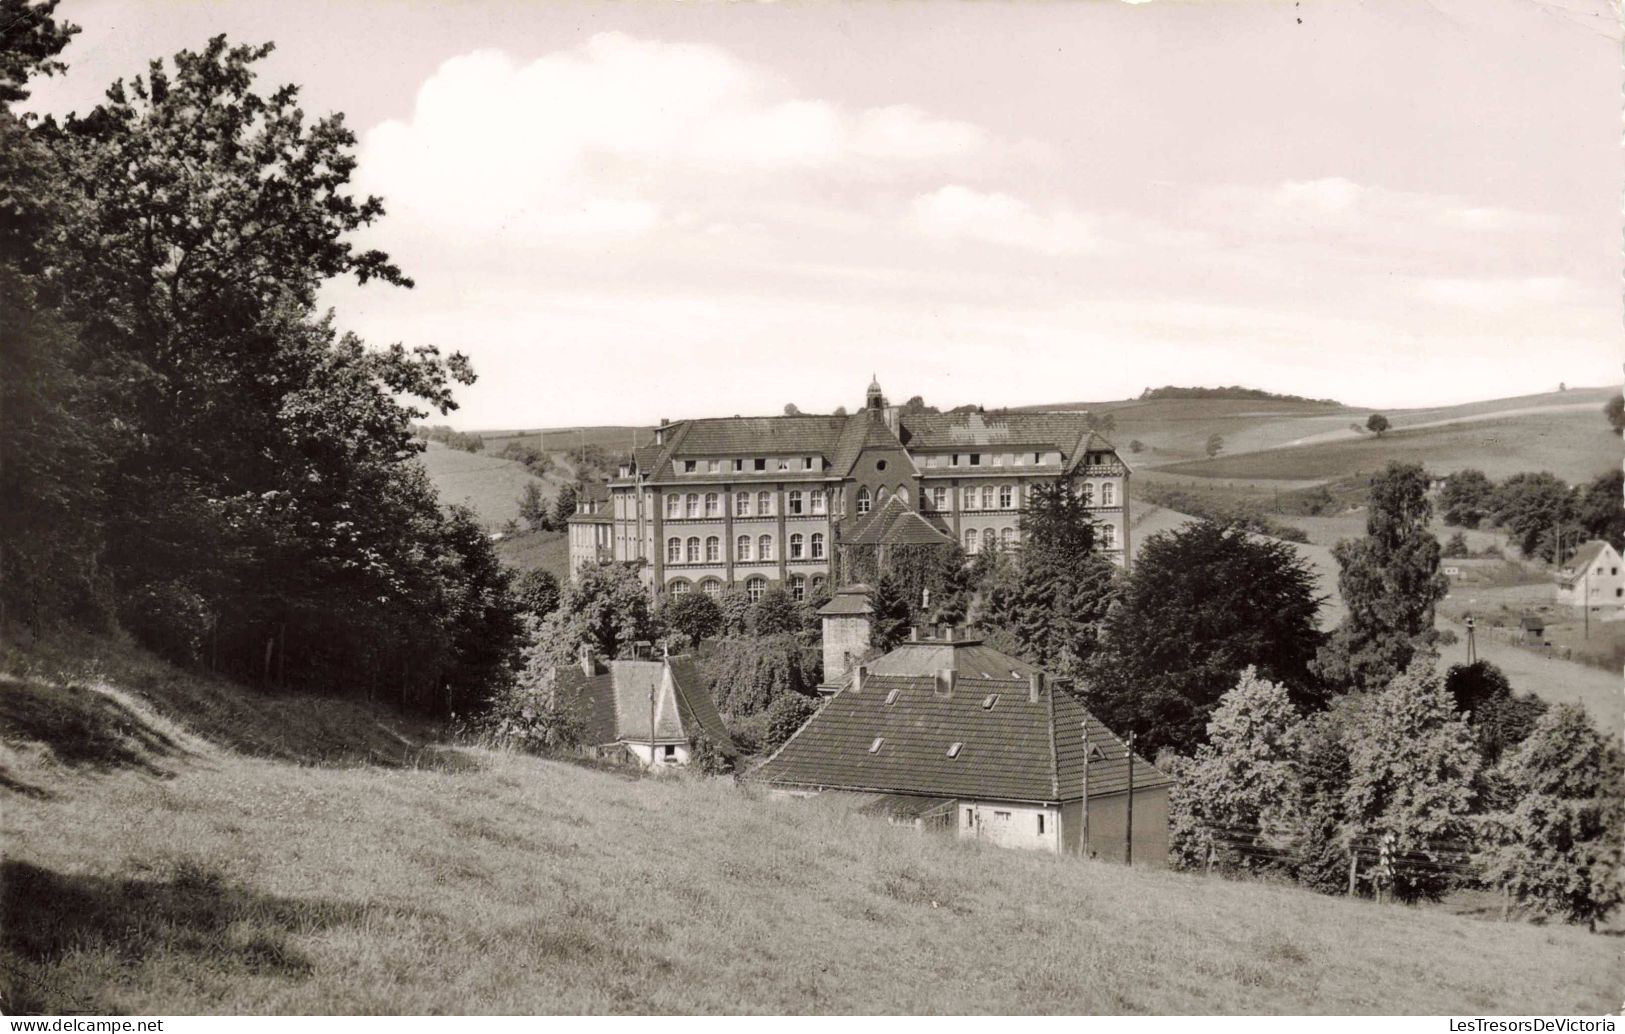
{"left": 553, "top": 649, "right": 735, "bottom": 768}
{"left": 753, "top": 632, "right": 1171, "bottom": 864}
{"left": 1555, "top": 540, "right": 1624, "bottom": 610}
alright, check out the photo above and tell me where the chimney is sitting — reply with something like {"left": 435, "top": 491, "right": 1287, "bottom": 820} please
{"left": 935, "top": 667, "right": 956, "bottom": 697}
{"left": 943, "top": 626, "right": 956, "bottom": 643}
{"left": 909, "top": 626, "right": 920, "bottom": 642}
{"left": 852, "top": 664, "right": 867, "bottom": 694}
{"left": 1028, "top": 671, "right": 1046, "bottom": 703}
{"left": 579, "top": 642, "right": 597, "bottom": 676}
{"left": 655, "top": 418, "right": 669, "bottom": 445}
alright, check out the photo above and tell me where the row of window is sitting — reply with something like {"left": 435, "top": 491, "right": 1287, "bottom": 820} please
{"left": 959, "top": 524, "right": 1117, "bottom": 554}
{"left": 665, "top": 532, "right": 827, "bottom": 565}
{"left": 668, "top": 574, "right": 825, "bottom": 602}
{"left": 681, "top": 456, "right": 822, "bottom": 475}
{"left": 664, "top": 489, "right": 829, "bottom": 520}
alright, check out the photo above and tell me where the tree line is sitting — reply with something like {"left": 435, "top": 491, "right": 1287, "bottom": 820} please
{"left": 1, "top": 6, "right": 522, "bottom": 714}
{"left": 1439, "top": 467, "right": 1622, "bottom": 562}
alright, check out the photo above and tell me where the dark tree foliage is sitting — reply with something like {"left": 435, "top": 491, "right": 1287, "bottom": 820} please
{"left": 1086, "top": 520, "right": 1325, "bottom": 755}
{"left": 517, "top": 482, "right": 547, "bottom": 530}
{"left": 1444, "top": 661, "right": 1547, "bottom": 768}
{"left": 567, "top": 562, "right": 656, "bottom": 660}
{"left": 550, "top": 483, "right": 578, "bottom": 529}
{"left": 762, "top": 691, "right": 821, "bottom": 753}
{"left": 750, "top": 587, "right": 804, "bottom": 636}
{"left": 1440, "top": 469, "right": 1495, "bottom": 529}
{"left": 664, "top": 591, "right": 723, "bottom": 647}
{"left": 0, "top": 0, "right": 76, "bottom": 105}
{"left": 1490, "top": 472, "right": 1576, "bottom": 561}
{"left": 867, "top": 573, "right": 913, "bottom": 652}
{"left": 1365, "top": 413, "right": 1390, "bottom": 437}
{"left": 1604, "top": 393, "right": 1624, "bottom": 437}
{"left": 982, "top": 478, "right": 1116, "bottom": 678}
{"left": 5, "top": 34, "right": 522, "bottom": 713}
{"left": 699, "top": 634, "right": 820, "bottom": 717}
{"left": 1574, "top": 470, "right": 1625, "bottom": 552}
{"left": 1314, "top": 463, "right": 1447, "bottom": 691}
{"left": 512, "top": 568, "right": 561, "bottom": 619}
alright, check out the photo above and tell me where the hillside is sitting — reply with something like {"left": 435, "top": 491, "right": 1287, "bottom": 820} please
{"left": 494, "top": 528, "right": 572, "bottom": 583}
{"left": 415, "top": 443, "right": 568, "bottom": 530}
{"left": 2, "top": 635, "right": 1617, "bottom": 1015}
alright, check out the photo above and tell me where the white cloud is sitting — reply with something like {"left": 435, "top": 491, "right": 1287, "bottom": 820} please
{"left": 909, "top": 185, "right": 1099, "bottom": 255}
{"left": 1415, "top": 276, "right": 1574, "bottom": 309}
{"left": 356, "top": 33, "right": 996, "bottom": 241}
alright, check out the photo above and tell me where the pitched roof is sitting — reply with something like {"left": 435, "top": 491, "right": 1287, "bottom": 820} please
{"left": 896, "top": 411, "right": 1103, "bottom": 467}
{"left": 1558, "top": 540, "right": 1614, "bottom": 584}
{"left": 839, "top": 494, "right": 954, "bottom": 546}
{"left": 756, "top": 641, "right": 1168, "bottom": 803}
{"left": 556, "top": 656, "right": 736, "bottom": 755}
{"left": 818, "top": 635, "right": 1044, "bottom": 691}
{"left": 831, "top": 412, "right": 912, "bottom": 476}
{"left": 669, "top": 415, "right": 847, "bottom": 459}
{"left": 817, "top": 584, "right": 874, "bottom": 617}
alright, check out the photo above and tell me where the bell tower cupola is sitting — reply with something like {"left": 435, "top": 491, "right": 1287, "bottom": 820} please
{"left": 865, "top": 375, "right": 886, "bottom": 412}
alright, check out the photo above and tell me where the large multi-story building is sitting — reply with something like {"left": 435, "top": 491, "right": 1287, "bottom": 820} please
{"left": 567, "top": 379, "right": 1131, "bottom": 599}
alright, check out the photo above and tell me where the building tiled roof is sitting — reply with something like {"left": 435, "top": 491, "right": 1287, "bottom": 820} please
{"left": 555, "top": 656, "right": 735, "bottom": 755}
{"left": 831, "top": 412, "right": 912, "bottom": 476}
{"left": 817, "top": 584, "right": 874, "bottom": 617}
{"left": 756, "top": 664, "right": 1168, "bottom": 804}
{"left": 566, "top": 512, "right": 613, "bottom": 525}
{"left": 1557, "top": 541, "right": 1613, "bottom": 585}
{"left": 839, "top": 494, "right": 954, "bottom": 547}
{"left": 897, "top": 411, "right": 1102, "bottom": 467}
{"left": 670, "top": 415, "right": 847, "bottom": 459}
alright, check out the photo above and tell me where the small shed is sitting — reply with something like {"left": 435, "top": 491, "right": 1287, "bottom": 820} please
{"left": 1517, "top": 614, "right": 1546, "bottom": 643}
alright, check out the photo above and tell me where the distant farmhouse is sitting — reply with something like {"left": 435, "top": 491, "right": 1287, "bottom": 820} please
{"left": 1554, "top": 540, "right": 1624, "bottom": 610}
{"left": 756, "top": 597, "right": 1170, "bottom": 863}
{"left": 554, "top": 647, "right": 736, "bottom": 768}
{"left": 567, "top": 378, "right": 1130, "bottom": 598}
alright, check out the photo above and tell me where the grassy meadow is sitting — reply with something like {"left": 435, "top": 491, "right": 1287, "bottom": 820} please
{"left": 2, "top": 634, "right": 1619, "bottom": 1015}
{"left": 415, "top": 443, "right": 572, "bottom": 530}
{"left": 494, "top": 529, "right": 573, "bottom": 583}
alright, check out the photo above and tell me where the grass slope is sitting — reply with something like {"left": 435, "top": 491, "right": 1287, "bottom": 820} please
{"left": 2, "top": 636, "right": 1616, "bottom": 1015}
{"left": 494, "top": 529, "right": 572, "bottom": 583}
{"left": 416, "top": 443, "right": 569, "bottom": 530}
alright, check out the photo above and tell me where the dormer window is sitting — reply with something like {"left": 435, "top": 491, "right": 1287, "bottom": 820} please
{"left": 969, "top": 453, "right": 981, "bottom": 466}
{"left": 754, "top": 458, "right": 766, "bottom": 471}
{"left": 683, "top": 460, "right": 697, "bottom": 473}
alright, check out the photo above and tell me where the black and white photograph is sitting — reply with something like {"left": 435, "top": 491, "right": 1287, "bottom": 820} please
{"left": 1, "top": 0, "right": 1621, "bottom": 1021}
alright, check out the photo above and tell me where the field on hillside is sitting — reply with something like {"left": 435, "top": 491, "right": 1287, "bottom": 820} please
{"left": 494, "top": 529, "right": 572, "bottom": 583}
{"left": 3, "top": 636, "right": 1617, "bottom": 1016}
{"left": 478, "top": 426, "right": 651, "bottom": 456}
{"left": 1158, "top": 409, "right": 1617, "bottom": 485}
{"left": 416, "top": 443, "right": 569, "bottom": 530}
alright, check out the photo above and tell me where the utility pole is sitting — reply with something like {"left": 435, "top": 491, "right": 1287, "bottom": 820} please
{"left": 1080, "top": 716, "right": 1091, "bottom": 859}
{"left": 1124, "top": 731, "right": 1135, "bottom": 867}
{"left": 1465, "top": 614, "right": 1477, "bottom": 665}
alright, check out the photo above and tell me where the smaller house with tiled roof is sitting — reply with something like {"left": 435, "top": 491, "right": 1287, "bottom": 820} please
{"left": 1554, "top": 540, "right": 1624, "bottom": 609}
{"left": 753, "top": 631, "right": 1171, "bottom": 864}
{"left": 554, "top": 647, "right": 736, "bottom": 768}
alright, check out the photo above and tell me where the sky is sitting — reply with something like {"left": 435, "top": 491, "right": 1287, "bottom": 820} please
{"left": 24, "top": 0, "right": 1623, "bottom": 428}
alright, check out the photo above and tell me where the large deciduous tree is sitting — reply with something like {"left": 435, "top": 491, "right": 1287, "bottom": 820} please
{"left": 1476, "top": 704, "right": 1623, "bottom": 929}
{"left": 1490, "top": 471, "right": 1576, "bottom": 562}
{"left": 1439, "top": 469, "right": 1495, "bottom": 529}
{"left": 1314, "top": 462, "right": 1447, "bottom": 691}
{"left": 1086, "top": 520, "right": 1323, "bottom": 755}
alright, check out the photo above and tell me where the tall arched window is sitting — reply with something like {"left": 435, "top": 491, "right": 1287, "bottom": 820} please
{"left": 1080, "top": 482, "right": 1095, "bottom": 506}
{"left": 668, "top": 579, "right": 690, "bottom": 596}
{"left": 686, "top": 537, "right": 701, "bottom": 563}
{"left": 705, "top": 536, "right": 720, "bottom": 562}
{"left": 757, "top": 490, "right": 773, "bottom": 515}
{"left": 705, "top": 492, "right": 720, "bottom": 517}
{"left": 758, "top": 534, "right": 774, "bottom": 561}
{"left": 666, "top": 495, "right": 680, "bottom": 518}
{"left": 964, "top": 528, "right": 979, "bottom": 554}
{"left": 788, "top": 490, "right": 803, "bottom": 515}
{"left": 963, "top": 487, "right": 977, "bottom": 510}
{"left": 856, "top": 486, "right": 871, "bottom": 515}
{"left": 1102, "top": 482, "right": 1115, "bottom": 506}
{"left": 667, "top": 537, "right": 681, "bottom": 563}
{"left": 1001, "top": 527, "right": 1017, "bottom": 548}
{"left": 790, "top": 574, "right": 806, "bottom": 601}
{"left": 736, "top": 535, "right": 752, "bottom": 562}
{"left": 1100, "top": 524, "right": 1116, "bottom": 549}
{"left": 981, "top": 486, "right": 995, "bottom": 509}
{"left": 999, "top": 485, "right": 1014, "bottom": 509}
{"left": 789, "top": 533, "right": 804, "bottom": 559}
{"left": 898, "top": 486, "right": 910, "bottom": 504}
{"left": 701, "top": 578, "right": 722, "bottom": 597}
{"left": 734, "top": 491, "right": 750, "bottom": 516}
{"left": 810, "top": 533, "right": 825, "bottom": 559}
{"left": 746, "top": 576, "right": 767, "bottom": 602}
{"left": 810, "top": 491, "right": 826, "bottom": 514}
{"left": 684, "top": 493, "right": 699, "bottom": 518}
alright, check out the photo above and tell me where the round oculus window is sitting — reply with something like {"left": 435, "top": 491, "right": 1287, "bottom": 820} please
{"left": 876, "top": 459, "right": 887, "bottom": 471}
